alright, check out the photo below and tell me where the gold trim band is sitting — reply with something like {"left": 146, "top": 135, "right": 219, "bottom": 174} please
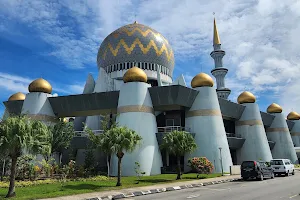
{"left": 27, "top": 114, "right": 58, "bottom": 123}
{"left": 291, "top": 132, "right": 300, "bottom": 136}
{"left": 117, "top": 105, "right": 154, "bottom": 114}
{"left": 266, "top": 127, "right": 290, "bottom": 132}
{"left": 186, "top": 109, "right": 222, "bottom": 118}
{"left": 235, "top": 120, "right": 263, "bottom": 126}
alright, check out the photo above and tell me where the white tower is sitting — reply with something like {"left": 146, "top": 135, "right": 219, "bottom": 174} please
{"left": 266, "top": 103, "right": 298, "bottom": 164}
{"left": 110, "top": 67, "right": 163, "bottom": 176}
{"left": 287, "top": 111, "right": 300, "bottom": 147}
{"left": 21, "top": 78, "right": 56, "bottom": 124}
{"left": 235, "top": 91, "right": 273, "bottom": 163}
{"left": 184, "top": 73, "right": 232, "bottom": 173}
{"left": 3, "top": 92, "right": 26, "bottom": 119}
{"left": 210, "top": 18, "right": 231, "bottom": 99}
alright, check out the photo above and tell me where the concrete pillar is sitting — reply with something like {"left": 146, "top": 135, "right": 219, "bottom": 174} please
{"left": 266, "top": 111, "right": 298, "bottom": 164}
{"left": 235, "top": 94, "right": 273, "bottom": 163}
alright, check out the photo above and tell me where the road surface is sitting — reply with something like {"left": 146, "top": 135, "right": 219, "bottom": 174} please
{"left": 132, "top": 174, "right": 300, "bottom": 200}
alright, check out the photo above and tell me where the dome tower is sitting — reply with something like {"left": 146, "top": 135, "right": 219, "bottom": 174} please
{"left": 21, "top": 78, "right": 56, "bottom": 124}
{"left": 97, "top": 21, "right": 174, "bottom": 86}
{"left": 184, "top": 72, "right": 233, "bottom": 173}
{"left": 235, "top": 91, "right": 273, "bottom": 163}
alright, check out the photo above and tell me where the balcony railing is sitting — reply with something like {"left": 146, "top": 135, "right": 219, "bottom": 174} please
{"left": 157, "top": 126, "right": 191, "bottom": 133}
{"left": 74, "top": 130, "right": 104, "bottom": 137}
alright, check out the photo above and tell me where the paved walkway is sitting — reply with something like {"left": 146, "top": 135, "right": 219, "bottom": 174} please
{"left": 39, "top": 175, "right": 241, "bottom": 200}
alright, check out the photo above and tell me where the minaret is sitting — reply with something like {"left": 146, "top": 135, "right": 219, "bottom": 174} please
{"left": 266, "top": 103, "right": 298, "bottom": 164}
{"left": 235, "top": 91, "right": 273, "bottom": 163}
{"left": 110, "top": 67, "right": 162, "bottom": 176}
{"left": 184, "top": 73, "right": 232, "bottom": 173}
{"left": 3, "top": 92, "right": 26, "bottom": 119}
{"left": 210, "top": 18, "right": 231, "bottom": 99}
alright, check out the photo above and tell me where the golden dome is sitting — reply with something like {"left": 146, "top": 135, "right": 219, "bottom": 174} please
{"left": 191, "top": 73, "right": 214, "bottom": 88}
{"left": 237, "top": 91, "right": 256, "bottom": 104}
{"left": 123, "top": 67, "right": 147, "bottom": 83}
{"left": 28, "top": 78, "right": 52, "bottom": 94}
{"left": 287, "top": 111, "right": 300, "bottom": 120}
{"left": 8, "top": 92, "right": 26, "bottom": 101}
{"left": 267, "top": 103, "right": 282, "bottom": 113}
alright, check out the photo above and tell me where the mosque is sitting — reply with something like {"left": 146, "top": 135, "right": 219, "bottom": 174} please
{"left": 3, "top": 19, "right": 300, "bottom": 176}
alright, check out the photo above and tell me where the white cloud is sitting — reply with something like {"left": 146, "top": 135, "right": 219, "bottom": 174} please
{"left": 0, "top": 72, "right": 83, "bottom": 97}
{"left": 1, "top": 0, "right": 300, "bottom": 114}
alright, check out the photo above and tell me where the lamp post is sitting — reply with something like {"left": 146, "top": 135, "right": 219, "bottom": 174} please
{"left": 219, "top": 147, "right": 224, "bottom": 176}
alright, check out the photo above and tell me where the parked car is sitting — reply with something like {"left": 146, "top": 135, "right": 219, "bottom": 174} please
{"left": 241, "top": 161, "right": 274, "bottom": 181}
{"left": 270, "top": 159, "right": 295, "bottom": 176}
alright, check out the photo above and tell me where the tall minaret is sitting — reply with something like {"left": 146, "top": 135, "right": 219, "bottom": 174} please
{"left": 210, "top": 18, "right": 231, "bottom": 99}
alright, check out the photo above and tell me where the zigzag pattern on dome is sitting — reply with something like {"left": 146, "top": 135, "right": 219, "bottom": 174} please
{"left": 112, "top": 26, "right": 170, "bottom": 44}
{"left": 101, "top": 38, "right": 174, "bottom": 63}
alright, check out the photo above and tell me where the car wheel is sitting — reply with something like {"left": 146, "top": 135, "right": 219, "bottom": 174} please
{"left": 271, "top": 172, "right": 274, "bottom": 179}
{"left": 285, "top": 171, "right": 289, "bottom": 176}
{"left": 292, "top": 170, "right": 295, "bottom": 175}
{"left": 258, "top": 173, "right": 264, "bottom": 181}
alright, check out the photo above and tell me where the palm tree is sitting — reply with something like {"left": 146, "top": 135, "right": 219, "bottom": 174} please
{"left": 48, "top": 119, "right": 75, "bottom": 165}
{"left": 90, "top": 126, "right": 142, "bottom": 186}
{"left": 88, "top": 114, "right": 117, "bottom": 177}
{"left": 0, "top": 115, "right": 50, "bottom": 198}
{"left": 160, "top": 130, "right": 197, "bottom": 180}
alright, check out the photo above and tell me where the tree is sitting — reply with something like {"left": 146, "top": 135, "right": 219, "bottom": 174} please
{"left": 0, "top": 115, "right": 50, "bottom": 198}
{"left": 48, "top": 119, "right": 74, "bottom": 165}
{"left": 88, "top": 114, "right": 117, "bottom": 177}
{"left": 160, "top": 130, "right": 197, "bottom": 180}
{"left": 90, "top": 125, "right": 142, "bottom": 186}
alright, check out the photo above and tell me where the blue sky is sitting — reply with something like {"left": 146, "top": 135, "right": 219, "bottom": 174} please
{"left": 1, "top": 0, "right": 300, "bottom": 117}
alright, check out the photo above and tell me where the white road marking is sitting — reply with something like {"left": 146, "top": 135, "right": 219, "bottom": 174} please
{"left": 187, "top": 194, "right": 200, "bottom": 199}
{"left": 289, "top": 194, "right": 299, "bottom": 198}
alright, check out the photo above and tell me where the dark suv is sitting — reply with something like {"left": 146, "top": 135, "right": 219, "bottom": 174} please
{"left": 241, "top": 161, "right": 274, "bottom": 181}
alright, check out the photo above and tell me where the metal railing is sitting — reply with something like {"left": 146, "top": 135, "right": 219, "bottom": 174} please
{"left": 74, "top": 130, "right": 104, "bottom": 137}
{"left": 226, "top": 133, "right": 242, "bottom": 138}
{"left": 157, "top": 126, "right": 191, "bottom": 133}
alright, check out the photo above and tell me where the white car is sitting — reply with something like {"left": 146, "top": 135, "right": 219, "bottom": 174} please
{"left": 270, "top": 159, "right": 295, "bottom": 176}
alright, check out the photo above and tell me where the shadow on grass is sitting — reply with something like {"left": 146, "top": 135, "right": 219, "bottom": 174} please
{"left": 63, "top": 184, "right": 115, "bottom": 190}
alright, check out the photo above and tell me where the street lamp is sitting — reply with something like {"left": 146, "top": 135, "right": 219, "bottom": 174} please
{"left": 219, "top": 147, "right": 224, "bottom": 176}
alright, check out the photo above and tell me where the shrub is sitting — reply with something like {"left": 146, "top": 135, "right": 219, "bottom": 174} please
{"left": 188, "top": 157, "right": 214, "bottom": 174}
{"left": 294, "top": 164, "right": 300, "bottom": 168}
{"left": 0, "top": 175, "right": 109, "bottom": 188}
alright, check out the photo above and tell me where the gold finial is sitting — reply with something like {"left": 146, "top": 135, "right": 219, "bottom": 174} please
{"left": 213, "top": 18, "right": 221, "bottom": 45}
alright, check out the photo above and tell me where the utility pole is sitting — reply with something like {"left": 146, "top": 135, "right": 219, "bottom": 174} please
{"left": 219, "top": 147, "right": 224, "bottom": 176}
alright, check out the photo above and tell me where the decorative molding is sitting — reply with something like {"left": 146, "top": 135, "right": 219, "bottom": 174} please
{"left": 117, "top": 105, "right": 154, "bottom": 114}
{"left": 266, "top": 127, "right": 290, "bottom": 132}
{"left": 102, "top": 38, "right": 174, "bottom": 63}
{"left": 186, "top": 109, "right": 222, "bottom": 118}
{"left": 26, "top": 114, "right": 58, "bottom": 122}
{"left": 235, "top": 119, "right": 263, "bottom": 126}
{"left": 291, "top": 132, "right": 300, "bottom": 136}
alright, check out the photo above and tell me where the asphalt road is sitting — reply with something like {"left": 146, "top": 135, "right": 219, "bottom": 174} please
{"left": 132, "top": 173, "right": 300, "bottom": 200}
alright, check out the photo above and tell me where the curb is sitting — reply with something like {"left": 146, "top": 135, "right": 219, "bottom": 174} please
{"left": 85, "top": 178, "right": 242, "bottom": 200}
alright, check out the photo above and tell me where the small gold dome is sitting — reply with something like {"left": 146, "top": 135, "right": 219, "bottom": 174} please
{"left": 123, "top": 67, "right": 147, "bottom": 83}
{"left": 237, "top": 91, "right": 256, "bottom": 104}
{"left": 267, "top": 103, "right": 282, "bottom": 113}
{"left": 28, "top": 78, "right": 52, "bottom": 94}
{"left": 8, "top": 92, "right": 26, "bottom": 101}
{"left": 191, "top": 73, "right": 214, "bottom": 88}
{"left": 287, "top": 111, "right": 300, "bottom": 120}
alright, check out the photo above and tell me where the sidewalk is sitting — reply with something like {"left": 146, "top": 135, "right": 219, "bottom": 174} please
{"left": 39, "top": 175, "right": 241, "bottom": 200}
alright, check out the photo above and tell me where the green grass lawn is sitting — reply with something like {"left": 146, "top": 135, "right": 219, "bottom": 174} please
{"left": 0, "top": 173, "right": 221, "bottom": 200}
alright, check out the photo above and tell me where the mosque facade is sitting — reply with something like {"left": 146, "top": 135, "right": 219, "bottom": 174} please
{"left": 3, "top": 19, "right": 300, "bottom": 175}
